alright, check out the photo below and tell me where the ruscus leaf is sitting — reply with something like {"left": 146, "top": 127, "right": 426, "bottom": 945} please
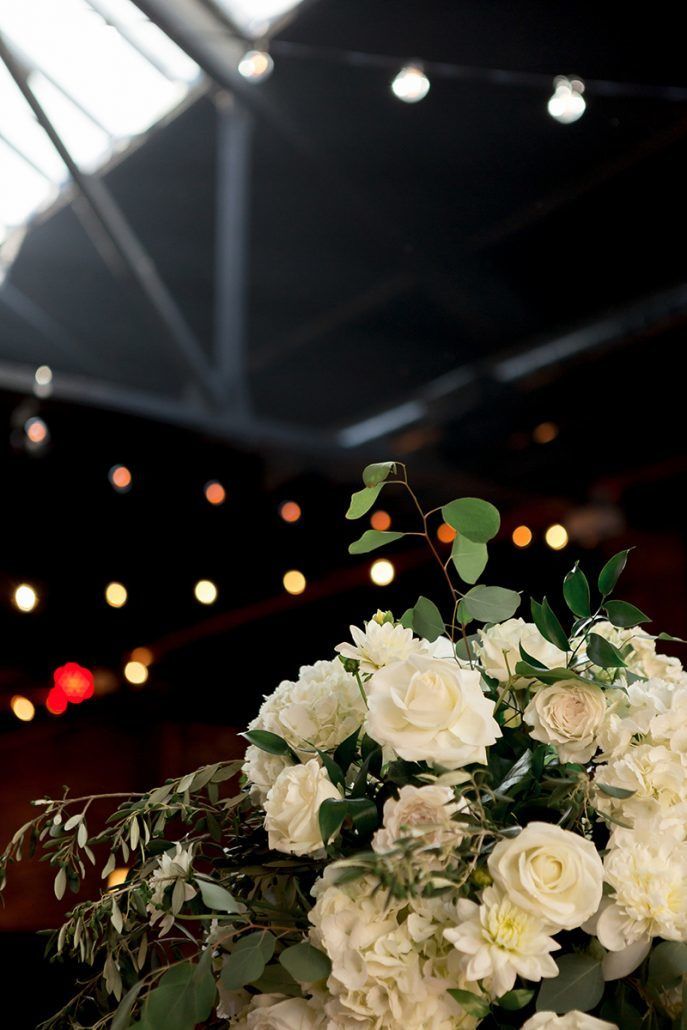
{"left": 598, "top": 548, "right": 632, "bottom": 596}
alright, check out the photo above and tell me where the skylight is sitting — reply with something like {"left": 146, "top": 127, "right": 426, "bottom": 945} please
{"left": 213, "top": 0, "right": 303, "bottom": 40}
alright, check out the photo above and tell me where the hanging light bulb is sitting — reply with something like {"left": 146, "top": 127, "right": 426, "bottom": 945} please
{"left": 238, "top": 49, "right": 274, "bottom": 82}
{"left": 547, "top": 76, "right": 586, "bottom": 124}
{"left": 391, "top": 63, "right": 430, "bottom": 104}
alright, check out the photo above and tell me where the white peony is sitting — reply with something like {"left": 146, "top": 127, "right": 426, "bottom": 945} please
{"left": 336, "top": 619, "right": 427, "bottom": 675}
{"left": 475, "top": 618, "right": 568, "bottom": 683}
{"left": 524, "top": 680, "right": 606, "bottom": 762}
{"left": 365, "top": 654, "right": 501, "bottom": 769}
{"left": 264, "top": 760, "right": 340, "bottom": 856}
{"left": 372, "top": 783, "right": 467, "bottom": 856}
{"left": 522, "top": 1013, "right": 618, "bottom": 1029}
{"left": 233, "top": 993, "right": 326, "bottom": 1029}
{"left": 488, "top": 822, "right": 603, "bottom": 930}
{"left": 594, "top": 743, "right": 687, "bottom": 839}
{"left": 444, "top": 886, "right": 559, "bottom": 997}
{"left": 146, "top": 843, "right": 196, "bottom": 935}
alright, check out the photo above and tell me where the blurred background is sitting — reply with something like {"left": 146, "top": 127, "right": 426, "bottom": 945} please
{"left": 2, "top": 0, "right": 687, "bottom": 1023}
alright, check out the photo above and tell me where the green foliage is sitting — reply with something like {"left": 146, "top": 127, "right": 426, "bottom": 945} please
{"left": 401, "top": 595, "right": 445, "bottom": 641}
{"left": 348, "top": 529, "right": 404, "bottom": 554}
{"left": 196, "top": 878, "right": 244, "bottom": 913}
{"left": 604, "top": 600, "right": 650, "bottom": 628}
{"left": 647, "top": 941, "right": 687, "bottom": 989}
{"left": 145, "top": 956, "right": 216, "bottom": 1030}
{"left": 441, "top": 497, "right": 501, "bottom": 542}
{"left": 462, "top": 585, "right": 520, "bottom": 623}
{"left": 497, "top": 988, "right": 535, "bottom": 1011}
{"left": 536, "top": 954, "right": 604, "bottom": 1014}
{"left": 598, "top": 548, "right": 632, "bottom": 596}
{"left": 346, "top": 484, "right": 383, "bottom": 519}
{"left": 241, "top": 729, "right": 294, "bottom": 757}
{"left": 279, "top": 942, "right": 332, "bottom": 983}
{"left": 563, "top": 563, "right": 591, "bottom": 618}
{"left": 447, "top": 988, "right": 490, "bottom": 1018}
{"left": 220, "top": 931, "right": 275, "bottom": 990}
{"left": 587, "top": 632, "right": 627, "bottom": 669}
{"left": 451, "top": 535, "right": 488, "bottom": 584}
{"left": 531, "top": 597, "right": 570, "bottom": 652}
{"left": 362, "top": 461, "right": 397, "bottom": 487}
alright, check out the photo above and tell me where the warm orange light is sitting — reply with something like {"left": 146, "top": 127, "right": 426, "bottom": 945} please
{"left": 124, "top": 661, "right": 148, "bottom": 686}
{"left": 370, "top": 559, "right": 395, "bottom": 586}
{"left": 105, "top": 582, "right": 128, "bottom": 608}
{"left": 13, "top": 584, "right": 38, "bottom": 612}
{"left": 204, "top": 481, "right": 226, "bottom": 505}
{"left": 10, "top": 695, "right": 35, "bottom": 722}
{"left": 279, "top": 501, "right": 302, "bottom": 524}
{"left": 512, "top": 525, "right": 533, "bottom": 548}
{"left": 370, "top": 510, "right": 391, "bottom": 531}
{"left": 107, "top": 867, "right": 129, "bottom": 888}
{"left": 109, "top": 465, "right": 132, "bottom": 491}
{"left": 25, "top": 417, "right": 49, "bottom": 445}
{"left": 283, "top": 569, "right": 306, "bottom": 595}
{"left": 545, "top": 524, "right": 569, "bottom": 551}
{"left": 130, "top": 647, "right": 153, "bottom": 667}
{"left": 533, "top": 421, "right": 559, "bottom": 444}
{"left": 437, "top": 522, "right": 457, "bottom": 544}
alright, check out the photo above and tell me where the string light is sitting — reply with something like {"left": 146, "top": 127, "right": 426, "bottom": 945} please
{"left": 194, "top": 579, "right": 218, "bottom": 605}
{"left": 547, "top": 76, "right": 586, "bottom": 124}
{"left": 370, "top": 510, "right": 391, "bottom": 531}
{"left": 545, "top": 523, "right": 569, "bottom": 550}
{"left": 279, "top": 501, "right": 301, "bottom": 523}
{"left": 13, "top": 583, "right": 38, "bottom": 612}
{"left": 370, "top": 559, "right": 395, "bottom": 586}
{"left": 109, "top": 465, "right": 132, "bottom": 492}
{"left": 533, "top": 421, "right": 558, "bottom": 444}
{"left": 204, "top": 480, "right": 226, "bottom": 505}
{"left": 512, "top": 525, "right": 533, "bottom": 548}
{"left": 107, "top": 867, "right": 129, "bottom": 888}
{"left": 130, "top": 647, "right": 153, "bottom": 666}
{"left": 105, "top": 582, "right": 128, "bottom": 608}
{"left": 54, "top": 663, "right": 94, "bottom": 703}
{"left": 10, "top": 695, "right": 35, "bottom": 722}
{"left": 124, "top": 660, "right": 148, "bottom": 686}
{"left": 46, "top": 686, "right": 68, "bottom": 715}
{"left": 391, "top": 63, "right": 430, "bottom": 103}
{"left": 283, "top": 569, "right": 306, "bottom": 595}
{"left": 238, "top": 49, "right": 274, "bottom": 82}
{"left": 24, "top": 416, "right": 49, "bottom": 446}
{"left": 436, "top": 522, "right": 456, "bottom": 544}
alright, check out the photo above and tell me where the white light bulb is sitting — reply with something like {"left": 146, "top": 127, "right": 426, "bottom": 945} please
{"left": 238, "top": 50, "right": 274, "bottom": 82}
{"left": 547, "top": 76, "right": 586, "bottom": 124}
{"left": 391, "top": 64, "right": 430, "bottom": 104}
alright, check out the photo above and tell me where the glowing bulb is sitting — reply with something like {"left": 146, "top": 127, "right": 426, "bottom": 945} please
{"left": 545, "top": 523, "right": 569, "bottom": 550}
{"left": 204, "top": 480, "right": 226, "bottom": 505}
{"left": 130, "top": 647, "right": 153, "bottom": 667}
{"left": 238, "top": 49, "right": 274, "bottom": 82}
{"left": 13, "top": 584, "right": 38, "bottom": 612}
{"left": 109, "top": 465, "right": 132, "bottom": 492}
{"left": 547, "top": 76, "right": 586, "bottom": 124}
{"left": 194, "top": 579, "right": 218, "bottom": 605}
{"left": 370, "top": 510, "right": 392, "bottom": 531}
{"left": 105, "top": 582, "right": 128, "bottom": 608}
{"left": 512, "top": 525, "right": 533, "bottom": 548}
{"left": 283, "top": 569, "right": 306, "bottom": 595}
{"left": 24, "top": 416, "right": 49, "bottom": 445}
{"left": 107, "top": 867, "right": 129, "bottom": 888}
{"left": 370, "top": 559, "right": 395, "bottom": 586}
{"left": 533, "top": 421, "right": 558, "bottom": 444}
{"left": 11, "top": 695, "right": 35, "bottom": 722}
{"left": 124, "top": 660, "right": 148, "bottom": 685}
{"left": 436, "top": 522, "right": 457, "bottom": 544}
{"left": 391, "top": 63, "right": 430, "bottom": 104}
{"left": 279, "top": 501, "right": 302, "bottom": 523}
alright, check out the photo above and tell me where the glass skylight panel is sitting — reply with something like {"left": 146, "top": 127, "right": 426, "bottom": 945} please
{"left": 213, "top": 0, "right": 303, "bottom": 39}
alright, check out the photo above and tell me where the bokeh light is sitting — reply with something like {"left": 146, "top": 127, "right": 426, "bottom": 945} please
{"left": 436, "top": 522, "right": 457, "bottom": 544}
{"left": 204, "top": 480, "right": 226, "bottom": 505}
{"left": 54, "top": 662, "right": 94, "bottom": 704}
{"left": 34, "top": 365, "right": 53, "bottom": 386}
{"left": 46, "top": 686, "right": 68, "bottom": 715}
{"left": 370, "top": 510, "right": 392, "bottom": 531}
{"left": 512, "top": 525, "right": 533, "bottom": 548}
{"left": 238, "top": 49, "right": 274, "bottom": 82}
{"left": 10, "top": 695, "right": 35, "bottom": 722}
{"left": 109, "top": 465, "right": 132, "bottom": 492}
{"left": 105, "top": 582, "right": 128, "bottom": 608}
{"left": 194, "top": 579, "right": 218, "bottom": 605}
{"left": 279, "top": 501, "right": 302, "bottom": 524}
{"left": 391, "top": 63, "right": 430, "bottom": 103}
{"left": 24, "top": 416, "right": 49, "bottom": 446}
{"left": 13, "top": 583, "right": 38, "bottom": 612}
{"left": 124, "top": 661, "right": 148, "bottom": 686}
{"left": 370, "top": 559, "right": 395, "bottom": 586}
{"left": 545, "top": 523, "right": 569, "bottom": 550}
{"left": 283, "top": 569, "right": 306, "bottom": 595}
{"left": 533, "top": 421, "right": 559, "bottom": 444}
{"left": 130, "top": 647, "right": 153, "bottom": 667}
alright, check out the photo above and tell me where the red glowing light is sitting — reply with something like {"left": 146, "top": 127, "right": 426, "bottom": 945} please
{"left": 54, "top": 662, "right": 95, "bottom": 704}
{"left": 46, "top": 686, "right": 68, "bottom": 715}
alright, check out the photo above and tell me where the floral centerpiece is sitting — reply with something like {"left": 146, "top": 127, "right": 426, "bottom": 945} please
{"left": 3, "top": 462, "right": 687, "bottom": 1030}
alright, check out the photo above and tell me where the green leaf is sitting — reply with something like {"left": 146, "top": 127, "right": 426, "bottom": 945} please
{"left": 196, "top": 878, "right": 244, "bottom": 913}
{"left": 598, "top": 549, "right": 632, "bottom": 596}
{"left": 447, "top": 987, "right": 490, "bottom": 1018}
{"left": 362, "top": 461, "right": 397, "bottom": 487}
{"left": 279, "top": 942, "right": 332, "bottom": 983}
{"left": 348, "top": 530, "right": 404, "bottom": 555}
{"left": 346, "top": 484, "right": 383, "bottom": 520}
{"left": 145, "top": 962, "right": 200, "bottom": 1030}
{"left": 596, "top": 783, "right": 636, "bottom": 799}
{"left": 192, "top": 947, "right": 217, "bottom": 1023}
{"left": 455, "top": 633, "right": 478, "bottom": 662}
{"left": 220, "top": 931, "right": 275, "bottom": 991}
{"left": 497, "top": 988, "right": 535, "bottom": 1011}
{"left": 563, "top": 563, "right": 591, "bottom": 618}
{"left": 648, "top": 941, "right": 687, "bottom": 988}
{"left": 319, "top": 798, "right": 348, "bottom": 845}
{"left": 656, "top": 632, "right": 687, "bottom": 643}
{"left": 333, "top": 727, "right": 361, "bottom": 774}
{"left": 252, "top": 963, "right": 301, "bottom": 996}
{"left": 241, "top": 729, "right": 294, "bottom": 757}
{"left": 451, "top": 535, "right": 488, "bottom": 584}
{"left": 112, "top": 982, "right": 145, "bottom": 1030}
{"left": 462, "top": 585, "right": 520, "bottom": 623}
{"left": 540, "top": 597, "right": 571, "bottom": 652}
{"left": 407, "top": 595, "right": 445, "bottom": 642}
{"left": 441, "top": 497, "right": 501, "bottom": 542}
{"left": 496, "top": 750, "right": 532, "bottom": 795}
{"left": 514, "top": 662, "right": 593, "bottom": 687}
{"left": 587, "top": 632, "right": 627, "bottom": 669}
{"left": 604, "top": 600, "right": 650, "bottom": 628}
{"left": 315, "top": 750, "right": 345, "bottom": 790}
{"left": 347, "top": 798, "right": 378, "bottom": 836}
{"left": 536, "top": 954, "right": 604, "bottom": 1014}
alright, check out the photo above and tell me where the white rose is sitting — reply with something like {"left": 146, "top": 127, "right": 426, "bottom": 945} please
{"left": 524, "top": 681, "right": 606, "bottom": 762}
{"left": 336, "top": 619, "right": 427, "bottom": 674}
{"left": 522, "top": 1013, "right": 618, "bottom": 1029}
{"left": 476, "top": 618, "right": 567, "bottom": 683}
{"left": 264, "top": 760, "right": 340, "bottom": 856}
{"left": 235, "top": 993, "right": 326, "bottom": 1029}
{"left": 365, "top": 654, "right": 501, "bottom": 769}
{"left": 372, "top": 783, "right": 467, "bottom": 854}
{"left": 488, "top": 822, "right": 603, "bottom": 930}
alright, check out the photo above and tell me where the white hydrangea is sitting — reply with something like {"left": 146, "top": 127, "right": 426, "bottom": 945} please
{"left": 242, "top": 745, "right": 290, "bottom": 806}
{"left": 590, "top": 623, "right": 686, "bottom": 684}
{"left": 336, "top": 618, "right": 427, "bottom": 675}
{"left": 594, "top": 743, "right": 687, "bottom": 839}
{"left": 474, "top": 618, "right": 568, "bottom": 683}
{"left": 146, "top": 843, "right": 196, "bottom": 935}
{"left": 309, "top": 868, "right": 480, "bottom": 1029}
{"left": 596, "top": 679, "right": 677, "bottom": 758}
{"left": 649, "top": 683, "right": 687, "bottom": 757}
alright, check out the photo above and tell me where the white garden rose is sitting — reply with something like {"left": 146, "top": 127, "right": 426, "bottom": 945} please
{"left": 233, "top": 993, "right": 326, "bottom": 1029}
{"left": 264, "top": 760, "right": 340, "bottom": 856}
{"left": 444, "top": 886, "right": 559, "bottom": 997}
{"left": 522, "top": 1013, "right": 618, "bottom": 1029}
{"left": 372, "top": 783, "right": 467, "bottom": 855}
{"left": 594, "top": 743, "right": 687, "bottom": 839}
{"left": 365, "top": 654, "right": 501, "bottom": 769}
{"left": 475, "top": 618, "right": 567, "bottom": 683}
{"left": 524, "top": 680, "right": 606, "bottom": 762}
{"left": 488, "top": 822, "right": 603, "bottom": 930}
{"left": 336, "top": 618, "right": 427, "bottom": 674}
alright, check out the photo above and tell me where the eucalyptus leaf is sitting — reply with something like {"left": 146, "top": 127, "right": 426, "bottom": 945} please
{"left": 536, "top": 954, "right": 604, "bottom": 1014}
{"left": 598, "top": 549, "right": 632, "bottom": 596}
{"left": 279, "top": 942, "right": 332, "bottom": 983}
{"left": 362, "top": 462, "right": 397, "bottom": 487}
{"left": 462, "top": 585, "right": 520, "bottom": 623}
{"left": 441, "top": 497, "right": 501, "bottom": 543}
{"left": 197, "top": 878, "right": 245, "bottom": 913}
{"left": 407, "top": 595, "right": 445, "bottom": 642}
{"left": 220, "top": 932, "right": 274, "bottom": 991}
{"left": 604, "top": 600, "right": 650, "bottom": 628}
{"left": 346, "top": 484, "right": 383, "bottom": 520}
{"left": 348, "top": 530, "right": 404, "bottom": 555}
{"left": 563, "top": 563, "right": 591, "bottom": 618}
{"left": 451, "top": 535, "right": 488, "bottom": 584}
{"left": 647, "top": 940, "right": 687, "bottom": 988}
{"left": 145, "top": 962, "right": 198, "bottom": 1030}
